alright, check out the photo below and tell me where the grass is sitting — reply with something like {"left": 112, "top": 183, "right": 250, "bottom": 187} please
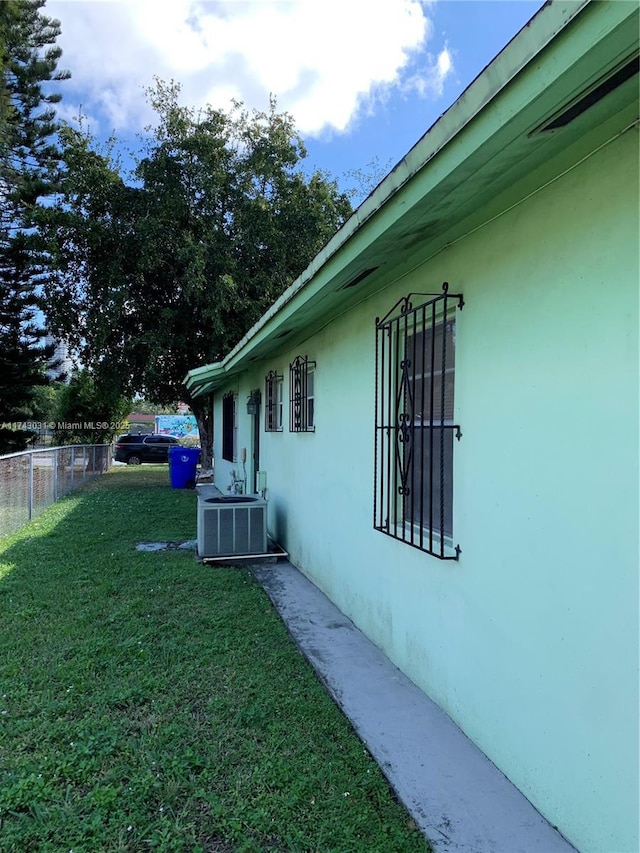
{"left": 0, "top": 466, "right": 430, "bottom": 853}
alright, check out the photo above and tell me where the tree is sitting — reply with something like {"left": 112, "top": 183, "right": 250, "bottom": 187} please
{"left": 52, "top": 370, "right": 131, "bottom": 446}
{"left": 0, "top": 0, "right": 69, "bottom": 455}
{"left": 41, "top": 82, "right": 352, "bottom": 467}
{"left": 0, "top": 232, "right": 51, "bottom": 452}
{"left": 130, "top": 399, "right": 179, "bottom": 416}
{"left": 30, "top": 378, "right": 63, "bottom": 423}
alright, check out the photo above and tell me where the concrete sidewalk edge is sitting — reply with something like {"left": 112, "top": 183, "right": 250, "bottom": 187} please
{"left": 250, "top": 560, "right": 576, "bottom": 853}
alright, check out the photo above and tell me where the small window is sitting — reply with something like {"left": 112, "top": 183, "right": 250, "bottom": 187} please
{"left": 289, "top": 355, "right": 316, "bottom": 433}
{"left": 222, "top": 392, "right": 237, "bottom": 462}
{"left": 306, "top": 365, "right": 315, "bottom": 430}
{"left": 374, "top": 284, "right": 463, "bottom": 560}
{"left": 265, "top": 371, "right": 283, "bottom": 432}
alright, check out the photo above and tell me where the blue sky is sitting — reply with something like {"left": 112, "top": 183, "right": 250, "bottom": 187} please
{"left": 47, "top": 0, "right": 545, "bottom": 201}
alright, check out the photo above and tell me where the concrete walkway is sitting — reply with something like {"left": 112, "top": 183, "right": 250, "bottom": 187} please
{"left": 250, "top": 560, "right": 577, "bottom": 853}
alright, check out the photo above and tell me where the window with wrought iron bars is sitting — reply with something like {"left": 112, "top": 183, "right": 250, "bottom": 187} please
{"left": 374, "top": 283, "right": 463, "bottom": 560}
{"left": 289, "top": 355, "right": 315, "bottom": 432}
{"left": 265, "top": 371, "right": 283, "bottom": 432}
{"left": 222, "top": 392, "right": 237, "bottom": 462}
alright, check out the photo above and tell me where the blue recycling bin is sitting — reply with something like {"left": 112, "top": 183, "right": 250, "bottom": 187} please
{"left": 168, "top": 445, "right": 201, "bottom": 489}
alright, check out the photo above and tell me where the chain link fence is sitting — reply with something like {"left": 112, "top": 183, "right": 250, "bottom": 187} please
{"left": 0, "top": 445, "right": 112, "bottom": 538}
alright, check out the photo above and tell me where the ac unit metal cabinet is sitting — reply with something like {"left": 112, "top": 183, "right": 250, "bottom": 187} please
{"left": 197, "top": 495, "right": 267, "bottom": 557}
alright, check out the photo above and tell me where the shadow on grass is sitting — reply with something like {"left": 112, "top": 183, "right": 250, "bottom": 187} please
{"left": 0, "top": 467, "right": 429, "bottom": 853}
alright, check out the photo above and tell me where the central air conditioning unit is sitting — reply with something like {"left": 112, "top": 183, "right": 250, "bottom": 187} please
{"left": 197, "top": 495, "right": 268, "bottom": 558}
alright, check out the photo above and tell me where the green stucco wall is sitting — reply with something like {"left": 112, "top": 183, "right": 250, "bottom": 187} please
{"left": 212, "top": 126, "right": 639, "bottom": 852}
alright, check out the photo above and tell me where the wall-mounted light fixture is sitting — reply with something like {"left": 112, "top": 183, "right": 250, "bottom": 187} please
{"left": 246, "top": 389, "right": 261, "bottom": 415}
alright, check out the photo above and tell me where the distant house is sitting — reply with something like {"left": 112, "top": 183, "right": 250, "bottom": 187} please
{"left": 185, "top": 3, "right": 639, "bottom": 851}
{"left": 126, "top": 413, "right": 156, "bottom": 434}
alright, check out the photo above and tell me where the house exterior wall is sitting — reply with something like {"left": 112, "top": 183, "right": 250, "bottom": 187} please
{"left": 211, "top": 127, "right": 639, "bottom": 852}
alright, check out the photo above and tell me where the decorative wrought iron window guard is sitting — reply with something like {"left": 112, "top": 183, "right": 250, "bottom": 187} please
{"left": 264, "top": 371, "right": 283, "bottom": 432}
{"left": 374, "top": 282, "right": 463, "bottom": 560}
{"left": 289, "top": 355, "right": 315, "bottom": 433}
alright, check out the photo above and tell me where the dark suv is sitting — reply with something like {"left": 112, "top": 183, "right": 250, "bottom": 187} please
{"left": 114, "top": 433, "right": 180, "bottom": 465}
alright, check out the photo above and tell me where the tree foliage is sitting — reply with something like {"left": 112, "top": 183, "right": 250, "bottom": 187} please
{"left": 0, "top": 232, "right": 52, "bottom": 452}
{"left": 41, "top": 82, "right": 352, "bottom": 466}
{"left": 130, "top": 399, "right": 179, "bottom": 416}
{"left": 52, "top": 370, "right": 132, "bottom": 446}
{"left": 0, "top": 0, "right": 69, "bottom": 455}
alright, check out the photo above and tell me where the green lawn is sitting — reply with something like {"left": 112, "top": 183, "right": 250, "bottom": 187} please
{"left": 0, "top": 467, "right": 429, "bottom": 853}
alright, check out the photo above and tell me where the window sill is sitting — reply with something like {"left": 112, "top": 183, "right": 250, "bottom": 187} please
{"left": 375, "top": 522, "right": 460, "bottom": 561}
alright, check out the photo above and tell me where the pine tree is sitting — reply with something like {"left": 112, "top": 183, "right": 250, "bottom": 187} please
{"left": 0, "top": 0, "right": 69, "bottom": 454}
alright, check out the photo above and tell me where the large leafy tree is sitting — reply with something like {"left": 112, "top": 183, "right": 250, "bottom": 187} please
{"left": 42, "top": 82, "right": 352, "bottom": 467}
{"left": 0, "top": 0, "right": 69, "bottom": 454}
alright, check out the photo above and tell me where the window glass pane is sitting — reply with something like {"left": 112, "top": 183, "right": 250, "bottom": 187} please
{"left": 411, "top": 371, "right": 455, "bottom": 422}
{"left": 222, "top": 394, "right": 235, "bottom": 461}
{"left": 412, "top": 321, "right": 455, "bottom": 375}
{"left": 408, "top": 426, "right": 454, "bottom": 537}
{"left": 265, "top": 377, "right": 273, "bottom": 431}
{"left": 307, "top": 369, "right": 314, "bottom": 428}
{"left": 276, "top": 377, "right": 283, "bottom": 430}
{"left": 406, "top": 318, "right": 455, "bottom": 536}
{"left": 232, "top": 397, "right": 237, "bottom": 460}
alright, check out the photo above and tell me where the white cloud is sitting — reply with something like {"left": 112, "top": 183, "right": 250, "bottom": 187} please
{"left": 48, "top": 0, "right": 441, "bottom": 137}
{"left": 401, "top": 45, "right": 453, "bottom": 99}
